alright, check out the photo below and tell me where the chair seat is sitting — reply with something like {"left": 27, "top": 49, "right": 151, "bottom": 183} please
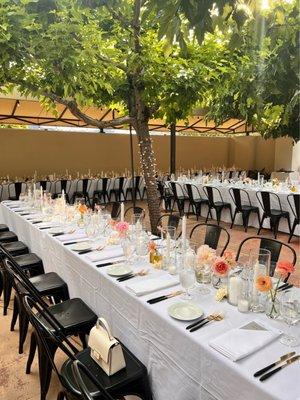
{"left": 13, "top": 253, "right": 43, "bottom": 270}
{"left": 214, "top": 201, "right": 230, "bottom": 207}
{"left": 269, "top": 209, "right": 289, "bottom": 217}
{"left": 17, "top": 272, "right": 68, "bottom": 297}
{"left": 1, "top": 241, "right": 29, "bottom": 257}
{"left": 74, "top": 191, "right": 89, "bottom": 196}
{"left": 93, "top": 190, "right": 107, "bottom": 195}
{"left": 194, "top": 198, "right": 209, "bottom": 204}
{"left": 0, "top": 224, "right": 9, "bottom": 232}
{"left": 0, "top": 231, "right": 18, "bottom": 243}
{"left": 177, "top": 196, "right": 188, "bottom": 201}
{"left": 45, "top": 298, "right": 97, "bottom": 335}
{"left": 241, "top": 205, "right": 259, "bottom": 212}
{"left": 61, "top": 346, "right": 147, "bottom": 396}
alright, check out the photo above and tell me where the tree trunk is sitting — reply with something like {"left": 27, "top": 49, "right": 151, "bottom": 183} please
{"left": 132, "top": 118, "right": 161, "bottom": 235}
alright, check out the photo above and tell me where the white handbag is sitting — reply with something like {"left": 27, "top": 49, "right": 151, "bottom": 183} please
{"left": 88, "top": 318, "right": 126, "bottom": 376}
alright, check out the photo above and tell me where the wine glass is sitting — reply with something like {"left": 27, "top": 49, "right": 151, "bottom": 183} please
{"left": 279, "top": 291, "right": 300, "bottom": 347}
{"left": 179, "top": 268, "right": 196, "bottom": 300}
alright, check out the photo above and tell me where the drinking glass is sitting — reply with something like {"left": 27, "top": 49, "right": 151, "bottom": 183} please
{"left": 122, "top": 238, "right": 135, "bottom": 265}
{"left": 179, "top": 268, "right": 196, "bottom": 300}
{"left": 249, "top": 249, "right": 271, "bottom": 312}
{"left": 279, "top": 291, "right": 300, "bottom": 347}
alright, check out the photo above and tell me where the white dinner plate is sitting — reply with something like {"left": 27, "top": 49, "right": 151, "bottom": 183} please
{"left": 69, "top": 241, "right": 92, "bottom": 252}
{"left": 107, "top": 264, "right": 132, "bottom": 277}
{"left": 168, "top": 302, "right": 203, "bottom": 321}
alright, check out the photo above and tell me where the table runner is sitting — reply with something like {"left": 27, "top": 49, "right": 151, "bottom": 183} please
{"left": 1, "top": 203, "right": 299, "bottom": 400}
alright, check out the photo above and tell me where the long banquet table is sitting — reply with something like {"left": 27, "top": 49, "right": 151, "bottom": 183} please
{"left": 1, "top": 202, "right": 300, "bottom": 400}
{"left": 169, "top": 180, "right": 300, "bottom": 236}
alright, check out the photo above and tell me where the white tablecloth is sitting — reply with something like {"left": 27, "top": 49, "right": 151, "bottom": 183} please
{"left": 1, "top": 203, "right": 300, "bottom": 400}
{"left": 169, "top": 180, "right": 299, "bottom": 236}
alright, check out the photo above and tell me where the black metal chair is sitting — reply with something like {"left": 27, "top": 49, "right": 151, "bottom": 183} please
{"left": 8, "top": 182, "right": 27, "bottom": 200}
{"left": 22, "top": 293, "right": 152, "bottom": 400}
{"left": 236, "top": 236, "right": 297, "bottom": 279}
{"left": 109, "top": 177, "right": 126, "bottom": 202}
{"left": 169, "top": 182, "right": 188, "bottom": 216}
{"left": 189, "top": 223, "right": 230, "bottom": 256}
{"left": 37, "top": 180, "right": 49, "bottom": 191}
{"left": 72, "top": 179, "right": 92, "bottom": 206}
{"left": 124, "top": 206, "right": 145, "bottom": 222}
{"left": 157, "top": 180, "right": 173, "bottom": 211}
{"left": 184, "top": 184, "right": 208, "bottom": 220}
{"left": 125, "top": 176, "right": 143, "bottom": 200}
{"left": 92, "top": 178, "right": 111, "bottom": 205}
{"left": 1, "top": 243, "right": 69, "bottom": 354}
{"left": 256, "top": 191, "right": 291, "bottom": 238}
{"left": 0, "top": 184, "right": 3, "bottom": 202}
{"left": 0, "top": 224, "right": 9, "bottom": 232}
{"left": 4, "top": 258, "right": 98, "bottom": 400}
{"left": 110, "top": 202, "right": 121, "bottom": 220}
{"left": 287, "top": 193, "right": 300, "bottom": 242}
{"left": 229, "top": 187, "right": 260, "bottom": 232}
{"left": 53, "top": 179, "right": 71, "bottom": 203}
{"left": 203, "top": 186, "right": 233, "bottom": 225}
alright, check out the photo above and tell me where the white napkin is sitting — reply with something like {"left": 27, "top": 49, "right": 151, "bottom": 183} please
{"left": 126, "top": 275, "right": 179, "bottom": 296}
{"left": 209, "top": 320, "right": 282, "bottom": 361}
{"left": 57, "top": 233, "right": 87, "bottom": 242}
{"left": 86, "top": 246, "right": 124, "bottom": 262}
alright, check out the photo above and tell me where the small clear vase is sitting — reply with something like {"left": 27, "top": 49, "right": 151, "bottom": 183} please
{"left": 265, "top": 296, "right": 280, "bottom": 320}
{"left": 211, "top": 274, "right": 227, "bottom": 289}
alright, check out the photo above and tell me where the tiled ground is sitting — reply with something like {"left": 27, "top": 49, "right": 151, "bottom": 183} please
{"left": 0, "top": 201, "right": 299, "bottom": 400}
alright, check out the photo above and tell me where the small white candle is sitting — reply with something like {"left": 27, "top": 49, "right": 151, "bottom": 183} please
{"left": 228, "top": 276, "right": 242, "bottom": 306}
{"left": 238, "top": 299, "right": 249, "bottom": 313}
{"left": 40, "top": 187, "right": 43, "bottom": 199}
{"left": 257, "top": 172, "right": 260, "bottom": 185}
{"left": 252, "top": 261, "right": 260, "bottom": 297}
{"left": 182, "top": 215, "right": 187, "bottom": 248}
{"left": 120, "top": 202, "right": 125, "bottom": 222}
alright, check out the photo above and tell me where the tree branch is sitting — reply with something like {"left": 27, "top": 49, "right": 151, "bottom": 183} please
{"left": 104, "top": 3, "right": 132, "bottom": 32}
{"left": 43, "top": 92, "right": 132, "bottom": 128}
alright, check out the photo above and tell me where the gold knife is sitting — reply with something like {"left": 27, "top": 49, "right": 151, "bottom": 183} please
{"left": 259, "top": 355, "right": 300, "bottom": 381}
{"left": 254, "top": 352, "right": 296, "bottom": 377}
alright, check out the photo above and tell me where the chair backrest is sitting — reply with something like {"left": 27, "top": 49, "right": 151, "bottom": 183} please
{"left": 203, "top": 186, "right": 214, "bottom": 206}
{"left": 236, "top": 236, "right": 297, "bottom": 278}
{"left": 37, "top": 180, "right": 48, "bottom": 191}
{"left": 8, "top": 182, "right": 27, "bottom": 199}
{"left": 0, "top": 184, "right": 2, "bottom": 201}
{"left": 76, "top": 179, "right": 91, "bottom": 193}
{"left": 287, "top": 193, "right": 300, "bottom": 220}
{"left": 71, "top": 360, "right": 115, "bottom": 400}
{"left": 115, "top": 177, "right": 125, "bottom": 190}
{"left": 189, "top": 223, "right": 230, "bottom": 256}
{"left": 229, "top": 188, "right": 243, "bottom": 211}
{"left": 169, "top": 182, "right": 182, "bottom": 200}
{"left": 156, "top": 214, "right": 181, "bottom": 238}
{"left": 256, "top": 191, "right": 282, "bottom": 216}
{"left": 55, "top": 179, "right": 71, "bottom": 194}
{"left": 184, "top": 184, "right": 195, "bottom": 203}
{"left": 111, "top": 202, "right": 121, "bottom": 219}
{"left": 98, "top": 177, "right": 111, "bottom": 193}
{"left": 124, "top": 206, "right": 145, "bottom": 221}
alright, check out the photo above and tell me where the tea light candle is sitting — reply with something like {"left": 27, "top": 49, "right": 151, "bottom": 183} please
{"left": 238, "top": 299, "right": 249, "bottom": 313}
{"left": 228, "top": 276, "right": 242, "bottom": 306}
{"left": 120, "top": 202, "right": 125, "bottom": 222}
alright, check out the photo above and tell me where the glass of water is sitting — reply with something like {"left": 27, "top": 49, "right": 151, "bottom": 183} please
{"left": 179, "top": 268, "right": 196, "bottom": 300}
{"left": 280, "top": 291, "right": 300, "bottom": 347}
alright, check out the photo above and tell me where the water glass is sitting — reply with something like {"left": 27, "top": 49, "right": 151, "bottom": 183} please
{"left": 249, "top": 249, "right": 271, "bottom": 313}
{"left": 279, "top": 291, "right": 300, "bottom": 347}
{"left": 180, "top": 268, "right": 196, "bottom": 300}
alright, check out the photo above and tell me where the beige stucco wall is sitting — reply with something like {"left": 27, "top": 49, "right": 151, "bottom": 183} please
{"left": 274, "top": 137, "right": 294, "bottom": 171}
{"left": 0, "top": 127, "right": 293, "bottom": 177}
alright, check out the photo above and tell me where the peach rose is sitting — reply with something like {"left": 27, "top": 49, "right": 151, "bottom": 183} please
{"left": 256, "top": 275, "right": 272, "bottom": 292}
{"left": 212, "top": 257, "right": 230, "bottom": 277}
{"left": 148, "top": 241, "right": 157, "bottom": 252}
{"left": 276, "top": 261, "right": 295, "bottom": 278}
{"left": 223, "top": 249, "right": 236, "bottom": 267}
{"left": 78, "top": 204, "right": 88, "bottom": 214}
{"left": 197, "top": 245, "right": 216, "bottom": 266}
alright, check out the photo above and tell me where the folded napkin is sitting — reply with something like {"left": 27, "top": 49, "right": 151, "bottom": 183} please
{"left": 86, "top": 246, "right": 124, "bottom": 262}
{"left": 56, "top": 233, "right": 87, "bottom": 242}
{"left": 126, "top": 275, "right": 179, "bottom": 296}
{"left": 209, "top": 320, "right": 282, "bottom": 361}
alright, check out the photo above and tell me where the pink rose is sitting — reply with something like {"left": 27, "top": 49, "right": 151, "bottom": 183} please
{"left": 276, "top": 261, "right": 295, "bottom": 278}
{"left": 115, "top": 221, "right": 130, "bottom": 233}
{"left": 212, "top": 257, "right": 230, "bottom": 277}
{"left": 197, "top": 245, "right": 216, "bottom": 266}
{"left": 223, "top": 249, "right": 236, "bottom": 267}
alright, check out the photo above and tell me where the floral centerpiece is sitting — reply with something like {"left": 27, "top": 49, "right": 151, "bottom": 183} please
{"left": 195, "top": 245, "right": 216, "bottom": 283}
{"left": 115, "top": 221, "right": 130, "bottom": 238}
{"left": 255, "top": 260, "right": 295, "bottom": 319}
{"left": 77, "top": 203, "right": 88, "bottom": 227}
{"left": 211, "top": 256, "right": 231, "bottom": 288}
{"left": 148, "top": 241, "right": 162, "bottom": 268}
